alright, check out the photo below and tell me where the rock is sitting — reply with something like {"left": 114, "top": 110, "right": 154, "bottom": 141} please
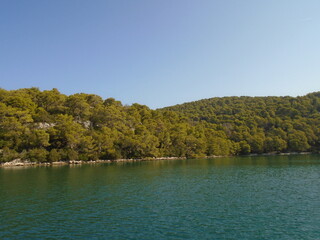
{"left": 3, "top": 159, "right": 24, "bottom": 166}
{"left": 69, "top": 160, "right": 82, "bottom": 164}
{"left": 51, "top": 161, "right": 67, "bottom": 165}
{"left": 37, "top": 122, "right": 56, "bottom": 129}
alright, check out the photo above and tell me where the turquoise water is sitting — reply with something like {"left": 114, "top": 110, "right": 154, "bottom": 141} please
{"left": 0, "top": 155, "right": 320, "bottom": 239}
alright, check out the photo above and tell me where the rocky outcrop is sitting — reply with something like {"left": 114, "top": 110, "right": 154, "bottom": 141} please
{"left": 1, "top": 157, "right": 187, "bottom": 167}
{"left": 2, "top": 159, "right": 35, "bottom": 166}
{"left": 36, "top": 122, "right": 56, "bottom": 129}
{"left": 69, "top": 160, "right": 83, "bottom": 164}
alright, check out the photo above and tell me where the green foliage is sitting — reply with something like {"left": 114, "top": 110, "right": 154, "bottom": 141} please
{"left": 287, "top": 130, "right": 310, "bottom": 152}
{"left": 66, "top": 149, "right": 78, "bottom": 161}
{"left": 27, "top": 148, "right": 48, "bottom": 162}
{"left": 164, "top": 93, "right": 320, "bottom": 155}
{"left": 0, "top": 147, "right": 19, "bottom": 162}
{"left": 238, "top": 141, "right": 251, "bottom": 154}
{"left": 1, "top": 88, "right": 320, "bottom": 163}
{"left": 48, "top": 149, "right": 61, "bottom": 162}
{"left": 264, "top": 137, "right": 287, "bottom": 152}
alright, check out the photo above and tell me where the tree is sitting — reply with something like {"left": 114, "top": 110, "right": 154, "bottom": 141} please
{"left": 1, "top": 88, "right": 320, "bottom": 162}
{"left": 48, "top": 114, "right": 85, "bottom": 150}
{"left": 48, "top": 149, "right": 61, "bottom": 162}
{"left": 27, "top": 148, "right": 48, "bottom": 162}
{"left": 288, "top": 130, "right": 310, "bottom": 152}
{"left": 264, "top": 136, "right": 287, "bottom": 152}
{"left": 65, "top": 94, "right": 91, "bottom": 120}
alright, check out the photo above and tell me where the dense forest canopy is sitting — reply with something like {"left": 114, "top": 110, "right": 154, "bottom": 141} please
{"left": 0, "top": 88, "right": 319, "bottom": 162}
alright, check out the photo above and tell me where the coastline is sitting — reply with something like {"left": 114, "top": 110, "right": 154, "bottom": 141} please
{"left": 0, "top": 156, "right": 187, "bottom": 168}
{"left": 0, "top": 152, "right": 315, "bottom": 168}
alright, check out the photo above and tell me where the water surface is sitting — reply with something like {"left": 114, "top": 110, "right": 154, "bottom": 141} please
{"left": 1, "top": 155, "right": 320, "bottom": 239}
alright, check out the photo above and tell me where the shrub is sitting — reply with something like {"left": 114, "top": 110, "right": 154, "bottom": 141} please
{"left": 0, "top": 147, "right": 19, "bottom": 162}
{"left": 27, "top": 148, "right": 48, "bottom": 162}
{"left": 48, "top": 149, "right": 61, "bottom": 162}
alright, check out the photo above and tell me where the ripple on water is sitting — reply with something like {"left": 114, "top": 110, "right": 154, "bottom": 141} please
{"left": 0, "top": 155, "right": 320, "bottom": 239}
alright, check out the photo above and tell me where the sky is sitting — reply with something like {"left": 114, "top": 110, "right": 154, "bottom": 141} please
{"left": 1, "top": 0, "right": 320, "bottom": 109}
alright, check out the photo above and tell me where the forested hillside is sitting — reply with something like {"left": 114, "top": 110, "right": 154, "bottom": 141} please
{"left": 1, "top": 88, "right": 319, "bottom": 163}
{"left": 163, "top": 92, "right": 320, "bottom": 154}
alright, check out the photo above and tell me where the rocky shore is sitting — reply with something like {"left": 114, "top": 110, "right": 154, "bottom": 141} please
{"left": 0, "top": 157, "right": 187, "bottom": 168}
{"left": 1, "top": 152, "right": 315, "bottom": 168}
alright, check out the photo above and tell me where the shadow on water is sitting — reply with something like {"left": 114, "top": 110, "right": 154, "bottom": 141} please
{"left": 1, "top": 154, "right": 319, "bottom": 189}
{"left": 107, "top": 153, "right": 320, "bottom": 168}
{"left": 0, "top": 154, "right": 319, "bottom": 190}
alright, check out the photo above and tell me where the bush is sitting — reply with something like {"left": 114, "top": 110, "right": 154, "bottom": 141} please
{"left": 48, "top": 149, "right": 61, "bottom": 162}
{"left": 27, "top": 148, "right": 48, "bottom": 162}
{"left": 67, "top": 149, "right": 78, "bottom": 160}
{"left": 0, "top": 147, "right": 19, "bottom": 162}
{"left": 78, "top": 153, "right": 89, "bottom": 161}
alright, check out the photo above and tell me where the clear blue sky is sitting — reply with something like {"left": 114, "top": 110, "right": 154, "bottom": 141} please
{"left": 1, "top": 0, "right": 320, "bottom": 108}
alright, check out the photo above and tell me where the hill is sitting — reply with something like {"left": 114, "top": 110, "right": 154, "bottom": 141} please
{"left": 162, "top": 92, "right": 320, "bottom": 154}
{"left": 0, "top": 88, "right": 319, "bottom": 163}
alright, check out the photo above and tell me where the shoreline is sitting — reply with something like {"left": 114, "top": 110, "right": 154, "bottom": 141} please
{"left": 0, "top": 152, "right": 316, "bottom": 168}
{"left": 0, "top": 152, "right": 314, "bottom": 168}
{"left": 0, "top": 156, "right": 187, "bottom": 168}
